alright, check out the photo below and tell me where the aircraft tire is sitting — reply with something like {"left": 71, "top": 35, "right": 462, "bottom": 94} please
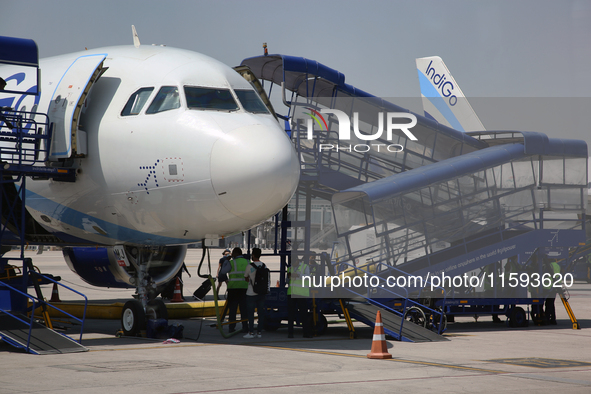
{"left": 121, "top": 300, "right": 146, "bottom": 336}
{"left": 146, "top": 299, "right": 169, "bottom": 320}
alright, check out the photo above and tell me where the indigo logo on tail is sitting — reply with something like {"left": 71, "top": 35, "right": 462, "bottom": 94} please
{"left": 425, "top": 60, "right": 457, "bottom": 106}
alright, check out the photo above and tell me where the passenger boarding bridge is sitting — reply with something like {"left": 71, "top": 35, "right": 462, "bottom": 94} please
{"left": 242, "top": 53, "right": 588, "bottom": 340}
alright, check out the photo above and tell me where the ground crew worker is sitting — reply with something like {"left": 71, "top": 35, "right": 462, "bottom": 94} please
{"left": 309, "top": 253, "right": 319, "bottom": 277}
{"left": 287, "top": 258, "right": 312, "bottom": 338}
{"left": 484, "top": 262, "right": 502, "bottom": 323}
{"left": 216, "top": 249, "right": 231, "bottom": 297}
{"left": 219, "top": 247, "right": 249, "bottom": 333}
{"left": 503, "top": 256, "right": 519, "bottom": 298}
{"left": 545, "top": 259, "right": 561, "bottom": 325}
{"left": 528, "top": 254, "right": 545, "bottom": 325}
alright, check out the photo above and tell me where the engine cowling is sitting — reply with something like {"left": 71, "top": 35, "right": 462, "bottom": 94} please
{"left": 63, "top": 245, "right": 187, "bottom": 288}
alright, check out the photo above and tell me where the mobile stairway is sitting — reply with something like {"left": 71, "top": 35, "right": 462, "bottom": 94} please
{"left": 240, "top": 53, "right": 588, "bottom": 338}
{"left": 327, "top": 132, "right": 587, "bottom": 327}
{"left": 330, "top": 133, "right": 588, "bottom": 280}
{"left": 0, "top": 278, "right": 88, "bottom": 354}
{"left": 345, "top": 301, "right": 447, "bottom": 342}
{"left": 0, "top": 36, "right": 87, "bottom": 354}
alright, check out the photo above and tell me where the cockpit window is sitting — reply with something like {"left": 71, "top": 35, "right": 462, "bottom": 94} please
{"left": 235, "top": 89, "right": 269, "bottom": 114}
{"left": 121, "top": 87, "right": 154, "bottom": 116}
{"left": 184, "top": 87, "right": 239, "bottom": 111}
{"left": 146, "top": 86, "right": 181, "bottom": 114}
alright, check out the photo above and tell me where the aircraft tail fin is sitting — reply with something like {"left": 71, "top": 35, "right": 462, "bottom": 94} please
{"left": 132, "top": 25, "right": 140, "bottom": 48}
{"left": 416, "top": 56, "right": 485, "bottom": 132}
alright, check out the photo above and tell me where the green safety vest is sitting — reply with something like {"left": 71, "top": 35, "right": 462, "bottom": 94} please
{"left": 288, "top": 263, "right": 309, "bottom": 297}
{"left": 551, "top": 261, "right": 562, "bottom": 286}
{"left": 227, "top": 257, "right": 249, "bottom": 289}
{"left": 543, "top": 261, "right": 561, "bottom": 290}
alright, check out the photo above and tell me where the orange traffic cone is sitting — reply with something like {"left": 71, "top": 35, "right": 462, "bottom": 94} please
{"left": 50, "top": 283, "right": 61, "bottom": 302}
{"left": 171, "top": 278, "right": 183, "bottom": 302}
{"left": 367, "top": 310, "right": 392, "bottom": 359}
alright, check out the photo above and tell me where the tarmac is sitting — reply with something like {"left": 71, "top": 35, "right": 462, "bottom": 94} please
{"left": 1, "top": 249, "right": 591, "bottom": 393}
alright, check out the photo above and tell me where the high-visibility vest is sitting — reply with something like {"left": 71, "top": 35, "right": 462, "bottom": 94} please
{"left": 543, "top": 261, "right": 561, "bottom": 290}
{"left": 227, "top": 257, "right": 249, "bottom": 289}
{"left": 550, "top": 261, "right": 562, "bottom": 286}
{"left": 288, "top": 263, "right": 309, "bottom": 296}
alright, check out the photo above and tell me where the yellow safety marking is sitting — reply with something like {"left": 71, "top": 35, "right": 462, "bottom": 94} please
{"left": 488, "top": 357, "right": 591, "bottom": 368}
{"left": 252, "top": 345, "right": 505, "bottom": 373}
{"left": 89, "top": 343, "right": 217, "bottom": 352}
{"left": 36, "top": 300, "right": 226, "bottom": 320}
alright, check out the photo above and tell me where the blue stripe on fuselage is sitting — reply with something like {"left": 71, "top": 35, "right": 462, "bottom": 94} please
{"left": 25, "top": 189, "right": 191, "bottom": 245}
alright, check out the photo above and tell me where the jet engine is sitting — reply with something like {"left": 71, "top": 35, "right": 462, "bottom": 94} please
{"left": 63, "top": 245, "right": 187, "bottom": 289}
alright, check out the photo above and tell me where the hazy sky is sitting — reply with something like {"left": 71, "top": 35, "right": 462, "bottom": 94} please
{"left": 2, "top": 0, "right": 591, "bottom": 142}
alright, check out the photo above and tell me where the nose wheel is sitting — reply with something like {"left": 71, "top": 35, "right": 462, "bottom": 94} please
{"left": 146, "top": 299, "right": 168, "bottom": 320}
{"left": 120, "top": 247, "right": 173, "bottom": 336}
{"left": 121, "top": 300, "right": 146, "bottom": 336}
{"left": 121, "top": 299, "right": 169, "bottom": 336}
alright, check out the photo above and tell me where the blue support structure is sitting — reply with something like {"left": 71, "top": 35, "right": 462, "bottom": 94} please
{"left": 0, "top": 36, "right": 86, "bottom": 353}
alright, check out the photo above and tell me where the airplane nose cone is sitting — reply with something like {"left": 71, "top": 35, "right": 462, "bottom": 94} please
{"left": 210, "top": 124, "right": 299, "bottom": 221}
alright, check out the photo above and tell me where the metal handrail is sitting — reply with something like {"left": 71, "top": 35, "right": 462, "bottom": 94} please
{"left": 32, "top": 273, "right": 88, "bottom": 343}
{"left": 0, "top": 108, "right": 51, "bottom": 166}
{"left": 325, "top": 258, "right": 447, "bottom": 337}
{"left": 0, "top": 281, "right": 37, "bottom": 353}
{"left": 0, "top": 266, "right": 88, "bottom": 348}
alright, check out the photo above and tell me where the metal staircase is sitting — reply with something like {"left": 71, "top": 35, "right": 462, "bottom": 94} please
{"left": 240, "top": 52, "right": 589, "bottom": 338}
{"left": 0, "top": 36, "right": 86, "bottom": 354}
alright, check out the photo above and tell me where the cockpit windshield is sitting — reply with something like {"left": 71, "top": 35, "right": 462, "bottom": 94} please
{"left": 234, "top": 89, "right": 269, "bottom": 114}
{"left": 121, "top": 87, "right": 154, "bottom": 116}
{"left": 184, "top": 87, "right": 239, "bottom": 111}
{"left": 146, "top": 86, "right": 181, "bottom": 114}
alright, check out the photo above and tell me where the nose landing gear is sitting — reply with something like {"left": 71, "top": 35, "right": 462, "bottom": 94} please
{"left": 120, "top": 248, "right": 171, "bottom": 336}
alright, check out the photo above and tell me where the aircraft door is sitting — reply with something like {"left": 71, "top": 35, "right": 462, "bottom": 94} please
{"left": 48, "top": 54, "right": 106, "bottom": 160}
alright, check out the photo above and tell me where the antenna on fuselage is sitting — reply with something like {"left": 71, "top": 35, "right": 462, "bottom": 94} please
{"left": 132, "top": 25, "right": 141, "bottom": 48}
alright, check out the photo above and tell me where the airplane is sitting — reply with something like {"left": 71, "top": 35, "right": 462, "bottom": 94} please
{"left": 416, "top": 56, "right": 485, "bottom": 132}
{"left": 0, "top": 29, "right": 300, "bottom": 335}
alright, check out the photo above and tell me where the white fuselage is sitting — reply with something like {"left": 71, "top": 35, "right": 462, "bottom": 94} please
{"left": 1, "top": 45, "right": 299, "bottom": 246}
